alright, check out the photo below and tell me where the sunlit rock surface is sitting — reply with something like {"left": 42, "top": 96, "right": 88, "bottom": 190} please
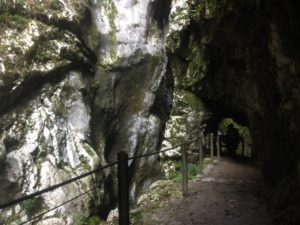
{"left": 166, "top": 0, "right": 190, "bottom": 52}
{"left": 161, "top": 0, "right": 209, "bottom": 159}
{"left": 0, "top": 0, "right": 172, "bottom": 224}
{"left": 161, "top": 90, "right": 207, "bottom": 159}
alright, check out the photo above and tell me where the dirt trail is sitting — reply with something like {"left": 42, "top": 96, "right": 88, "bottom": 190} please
{"left": 147, "top": 158, "right": 272, "bottom": 225}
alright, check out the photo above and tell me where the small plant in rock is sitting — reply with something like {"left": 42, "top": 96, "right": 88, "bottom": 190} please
{"left": 74, "top": 212, "right": 103, "bottom": 225}
{"left": 79, "top": 155, "right": 92, "bottom": 171}
{"left": 21, "top": 197, "right": 45, "bottom": 217}
{"left": 188, "top": 163, "right": 199, "bottom": 180}
{"left": 4, "top": 212, "right": 21, "bottom": 225}
{"left": 131, "top": 210, "right": 143, "bottom": 224}
{"left": 167, "top": 161, "right": 200, "bottom": 181}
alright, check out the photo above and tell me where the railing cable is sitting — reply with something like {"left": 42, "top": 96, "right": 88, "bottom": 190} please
{"left": 0, "top": 138, "right": 201, "bottom": 225}
{"left": 128, "top": 143, "right": 184, "bottom": 160}
{"left": 20, "top": 184, "right": 99, "bottom": 225}
{"left": 129, "top": 138, "right": 199, "bottom": 160}
{"left": 0, "top": 161, "right": 117, "bottom": 209}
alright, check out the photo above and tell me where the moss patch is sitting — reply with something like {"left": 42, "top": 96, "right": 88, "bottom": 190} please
{"left": 74, "top": 212, "right": 103, "bottom": 225}
{"left": 20, "top": 197, "right": 46, "bottom": 217}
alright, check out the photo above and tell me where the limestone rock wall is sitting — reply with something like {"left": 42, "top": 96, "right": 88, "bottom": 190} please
{"left": 162, "top": 0, "right": 210, "bottom": 159}
{"left": 0, "top": 0, "right": 172, "bottom": 224}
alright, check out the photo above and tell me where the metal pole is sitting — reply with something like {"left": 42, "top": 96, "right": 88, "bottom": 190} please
{"left": 217, "top": 133, "right": 220, "bottom": 160}
{"left": 199, "top": 137, "right": 204, "bottom": 173}
{"left": 297, "top": 162, "right": 300, "bottom": 187}
{"left": 206, "top": 135, "right": 209, "bottom": 149}
{"left": 242, "top": 138, "right": 245, "bottom": 157}
{"left": 117, "top": 151, "right": 130, "bottom": 225}
{"left": 219, "top": 135, "right": 223, "bottom": 154}
{"left": 182, "top": 142, "right": 188, "bottom": 197}
{"left": 210, "top": 133, "right": 214, "bottom": 160}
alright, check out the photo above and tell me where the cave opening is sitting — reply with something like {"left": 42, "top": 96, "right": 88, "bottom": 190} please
{"left": 198, "top": 98, "right": 254, "bottom": 160}
{"left": 218, "top": 117, "right": 252, "bottom": 158}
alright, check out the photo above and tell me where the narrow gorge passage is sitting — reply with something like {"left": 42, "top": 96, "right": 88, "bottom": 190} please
{"left": 147, "top": 158, "right": 271, "bottom": 225}
{"left": 1, "top": 1, "right": 300, "bottom": 224}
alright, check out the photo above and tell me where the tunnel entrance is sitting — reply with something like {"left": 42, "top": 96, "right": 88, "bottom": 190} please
{"left": 199, "top": 99, "right": 253, "bottom": 160}
{"left": 218, "top": 118, "right": 253, "bottom": 159}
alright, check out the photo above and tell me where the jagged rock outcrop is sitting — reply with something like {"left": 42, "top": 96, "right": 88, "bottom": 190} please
{"left": 161, "top": 0, "right": 210, "bottom": 159}
{"left": 0, "top": 0, "right": 172, "bottom": 224}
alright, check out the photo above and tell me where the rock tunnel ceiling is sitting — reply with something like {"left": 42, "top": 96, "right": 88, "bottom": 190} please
{"left": 0, "top": 0, "right": 300, "bottom": 224}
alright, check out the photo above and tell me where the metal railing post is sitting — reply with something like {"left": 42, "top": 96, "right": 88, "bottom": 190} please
{"left": 297, "top": 162, "right": 300, "bottom": 187}
{"left": 242, "top": 138, "right": 245, "bottom": 157}
{"left": 216, "top": 133, "right": 220, "bottom": 160}
{"left": 199, "top": 137, "right": 204, "bottom": 173}
{"left": 117, "top": 151, "right": 130, "bottom": 225}
{"left": 182, "top": 142, "right": 188, "bottom": 197}
{"left": 210, "top": 133, "right": 214, "bottom": 160}
{"left": 206, "top": 135, "right": 210, "bottom": 149}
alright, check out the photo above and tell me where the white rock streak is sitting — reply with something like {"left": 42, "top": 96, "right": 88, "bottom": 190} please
{"left": 92, "top": 0, "right": 164, "bottom": 64}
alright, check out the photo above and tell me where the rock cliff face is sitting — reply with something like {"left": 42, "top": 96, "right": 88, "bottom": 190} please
{"left": 0, "top": 0, "right": 172, "bottom": 224}
{"left": 166, "top": 0, "right": 300, "bottom": 223}
{"left": 161, "top": 0, "right": 210, "bottom": 158}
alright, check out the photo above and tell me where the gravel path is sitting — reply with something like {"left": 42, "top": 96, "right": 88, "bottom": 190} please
{"left": 147, "top": 158, "right": 272, "bottom": 225}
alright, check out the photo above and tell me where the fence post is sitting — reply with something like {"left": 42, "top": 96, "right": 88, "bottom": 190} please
{"left": 216, "top": 133, "right": 220, "bottom": 160}
{"left": 199, "top": 137, "right": 204, "bottom": 173}
{"left": 182, "top": 142, "right": 188, "bottom": 197}
{"left": 242, "top": 138, "right": 245, "bottom": 157}
{"left": 297, "top": 162, "right": 300, "bottom": 187}
{"left": 207, "top": 135, "right": 210, "bottom": 149}
{"left": 117, "top": 151, "right": 130, "bottom": 225}
{"left": 210, "top": 133, "right": 214, "bottom": 160}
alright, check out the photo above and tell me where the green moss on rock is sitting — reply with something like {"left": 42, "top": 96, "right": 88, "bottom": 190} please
{"left": 21, "top": 197, "right": 46, "bottom": 217}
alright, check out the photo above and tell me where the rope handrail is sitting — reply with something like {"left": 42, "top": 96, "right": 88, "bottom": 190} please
{"left": 128, "top": 138, "right": 199, "bottom": 160}
{"left": 0, "top": 161, "right": 118, "bottom": 209}
{"left": 0, "top": 137, "right": 200, "bottom": 224}
{"left": 135, "top": 158, "right": 179, "bottom": 171}
{"left": 128, "top": 143, "right": 184, "bottom": 160}
{"left": 20, "top": 185, "right": 99, "bottom": 225}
